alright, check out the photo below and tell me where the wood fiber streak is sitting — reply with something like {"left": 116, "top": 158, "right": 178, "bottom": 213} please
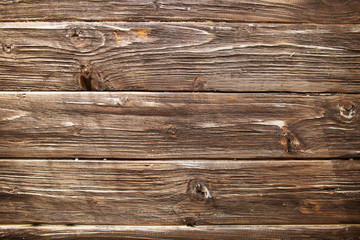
{"left": 0, "top": 225, "right": 360, "bottom": 240}
{"left": 0, "top": 0, "right": 359, "bottom": 23}
{"left": 0, "top": 160, "right": 359, "bottom": 225}
{"left": 1, "top": 92, "right": 360, "bottom": 159}
{"left": 0, "top": 23, "right": 359, "bottom": 92}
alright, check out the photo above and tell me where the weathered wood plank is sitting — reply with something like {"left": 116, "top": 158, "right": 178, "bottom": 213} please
{"left": 0, "top": 160, "right": 359, "bottom": 225}
{"left": 1, "top": 92, "right": 360, "bottom": 159}
{"left": 1, "top": 225, "right": 360, "bottom": 239}
{"left": 0, "top": 22, "right": 359, "bottom": 92}
{"left": 0, "top": 0, "right": 359, "bottom": 23}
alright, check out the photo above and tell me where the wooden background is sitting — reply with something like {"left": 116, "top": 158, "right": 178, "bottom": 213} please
{"left": 0, "top": 0, "right": 360, "bottom": 239}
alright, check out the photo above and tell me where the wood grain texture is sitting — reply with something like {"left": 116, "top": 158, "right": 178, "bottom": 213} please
{"left": 1, "top": 225, "right": 360, "bottom": 240}
{"left": 0, "top": 0, "right": 359, "bottom": 23}
{"left": 0, "top": 160, "right": 359, "bottom": 225}
{"left": 0, "top": 22, "right": 359, "bottom": 92}
{"left": 1, "top": 92, "right": 360, "bottom": 159}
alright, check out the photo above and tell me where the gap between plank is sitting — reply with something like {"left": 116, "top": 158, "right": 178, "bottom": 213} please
{"left": 1, "top": 91, "right": 360, "bottom": 96}
{"left": 1, "top": 224, "right": 360, "bottom": 227}
{"left": 0, "top": 19, "right": 360, "bottom": 25}
{"left": 0, "top": 157, "right": 358, "bottom": 161}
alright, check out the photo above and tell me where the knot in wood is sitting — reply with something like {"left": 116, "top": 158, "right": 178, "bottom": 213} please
{"left": 66, "top": 27, "right": 90, "bottom": 48}
{"left": 245, "top": 24, "right": 257, "bottom": 33}
{"left": 280, "top": 128, "right": 303, "bottom": 155}
{"left": 153, "top": 0, "right": 160, "bottom": 9}
{"left": 187, "top": 179, "right": 212, "bottom": 202}
{"left": 339, "top": 101, "right": 357, "bottom": 121}
{"left": 166, "top": 126, "right": 179, "bottom": 138}
{"left": 72, "top": 126, "right": 82, "bottom": 136}
{"left": 68, "top": 27, "right": 83, "bottom": 39}
{"left": 183, "top": 217, "right": 197, "bottom": 227}
{"left": 192, "top": 77, "right": 205, "bottom": 91}
{"left": 78, "top": 64, "right": 105, "bottom": 91}
{"left": 2, "top": 43, "right": 14, "bottom": 53}
{"left": 9, "top": 187, "right": 18, "bottom": 194}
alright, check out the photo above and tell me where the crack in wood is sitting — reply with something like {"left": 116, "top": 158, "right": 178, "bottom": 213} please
{"left": 78, "top": 64, "right": 106, "bottom": 91}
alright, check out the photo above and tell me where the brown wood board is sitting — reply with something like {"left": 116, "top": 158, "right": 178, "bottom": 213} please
{"left": 0, "top": 0, "right": 359, "bottom": 23}
{"left": 0, "top": 23, "right": 359, "bottom": 92}
{"left": 0, "top": 160, "right": 359, "bottom": 225}
{"left": 1, "top": 0, "right": 360, "bottom": 234}
{"left": 1, "top": 92, "right": 360, "bottom": 159}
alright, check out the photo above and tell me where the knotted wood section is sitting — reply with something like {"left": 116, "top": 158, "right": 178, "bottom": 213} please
{"left": 0, "top": 160, "right": 359, "bottom": 225}
{"left": 0, "top": 92, "right": 359, "bottom": 159}
{"left": 0, "top": 23, "right": 359, "bottom": 92}
{"left": 1, "top": 0, "right": 360, "bottom": 238}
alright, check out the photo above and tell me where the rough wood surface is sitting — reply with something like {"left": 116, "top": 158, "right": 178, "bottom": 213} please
{"left": 0, "top": 22, "right": 359, "bottom": 92}
{"left": 0, "top": 160, "right": 359, "bottom": 225}
{"left": 1, "top": 92, "right": 360, "bottom": 159}
{"left": 1, "top": 225, "right": 360, "bottom": 240}
{"left": 0, "top": 0, "right": 359, "bottom": 23}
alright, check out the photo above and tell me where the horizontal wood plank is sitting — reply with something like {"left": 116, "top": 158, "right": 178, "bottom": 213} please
{"left": 1, "top": 225, "right": 360, "bottom": 239}
{"left": 0, "top": 160, "right": 359, "bottom": 225}
{"left": 1, "top": 92, "right": 360, "bottom": 159}
{"left": 0, "top": 22, "right": 359, "bottom": 92}
{"left": 0, "top": 0, "right": 359, "bottom": 23}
